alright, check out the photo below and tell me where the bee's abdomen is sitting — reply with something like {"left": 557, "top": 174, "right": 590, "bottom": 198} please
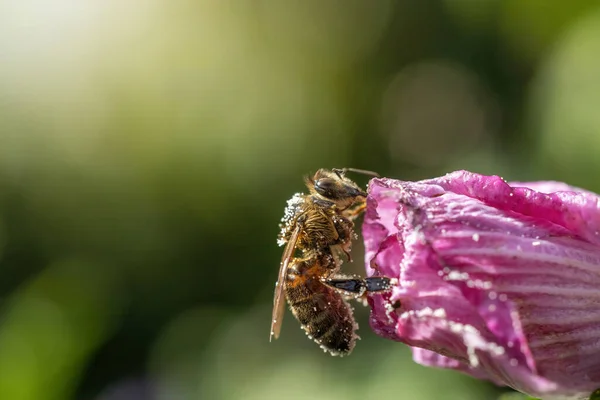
{"left": 285, "top": 271, "right": 357, "bottom": 356}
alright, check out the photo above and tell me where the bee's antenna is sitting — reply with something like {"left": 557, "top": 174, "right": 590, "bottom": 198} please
{"left": 332, "top": 168, "right": 380, "bottom": 178}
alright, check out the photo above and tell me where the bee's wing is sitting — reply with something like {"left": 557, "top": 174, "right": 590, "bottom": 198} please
{"left": 270, "top": 223, "right": 301, "bottom": 341}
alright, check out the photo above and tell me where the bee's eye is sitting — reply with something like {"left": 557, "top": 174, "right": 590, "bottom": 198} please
{"left": 314, "top": 179, "right": 337, "bottom": 197}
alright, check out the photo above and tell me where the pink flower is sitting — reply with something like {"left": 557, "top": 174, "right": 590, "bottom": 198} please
{"left": 363, "top": 171, "right": 600, "bottom": 400}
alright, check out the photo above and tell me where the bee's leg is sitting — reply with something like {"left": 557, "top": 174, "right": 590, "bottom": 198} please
{"left": 325, "top": 276, "right": 393, "bottom": 294}
{"left": 324, "top": 276, "right": 366, "bottom": 298}
{"left": 364, "top": 276, "right": 393, "bottom": 292}
{"left": 343, "top": 202, "right": 367, "bottom": 220}
{"left": 330, "top": 244, "right": 353, "bottom": 264}
{"left": 357, "top": 276, "right": 395, "bottom": 306}
{"left": 342, "top": 248, "right": 352, "bottom": 263}
{"left": 323, "top": 275, "right": 394, "bottom": 305}
{"left": 330, "top": 217, "right": 354, "bottom": 263}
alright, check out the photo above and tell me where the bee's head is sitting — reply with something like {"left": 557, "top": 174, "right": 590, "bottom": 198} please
{"left": 306, "top": 169, "right": 367, "bottom": 207}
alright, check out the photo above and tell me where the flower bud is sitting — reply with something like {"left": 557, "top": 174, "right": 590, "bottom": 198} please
{"left": 364, "top": 171, "right": 600, "bottom": 400}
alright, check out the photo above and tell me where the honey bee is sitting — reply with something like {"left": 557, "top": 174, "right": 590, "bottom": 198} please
{"left": 270, "top": 168, "right": 393, "bottom": 356}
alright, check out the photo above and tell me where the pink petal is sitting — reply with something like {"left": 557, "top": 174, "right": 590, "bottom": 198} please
{"left": 364, "top": 171, "right": 600, "bottom": 400}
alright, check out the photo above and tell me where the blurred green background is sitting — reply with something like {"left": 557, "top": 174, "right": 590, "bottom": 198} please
{"left": 0, "top": 1, "right": 599, "bottom": 399}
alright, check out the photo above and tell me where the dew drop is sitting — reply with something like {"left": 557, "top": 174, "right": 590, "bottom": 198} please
{"left": 472, "top": 233, "right": 480, "bottom": 242}
{"left": 433, "top": 308, "right": 446, "bottom": 318}
{"left": 467, "top": 346, "right": 479, "bottom": 367}
{"left": 448, "top": 271, "right": 468, "bottom": 281}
